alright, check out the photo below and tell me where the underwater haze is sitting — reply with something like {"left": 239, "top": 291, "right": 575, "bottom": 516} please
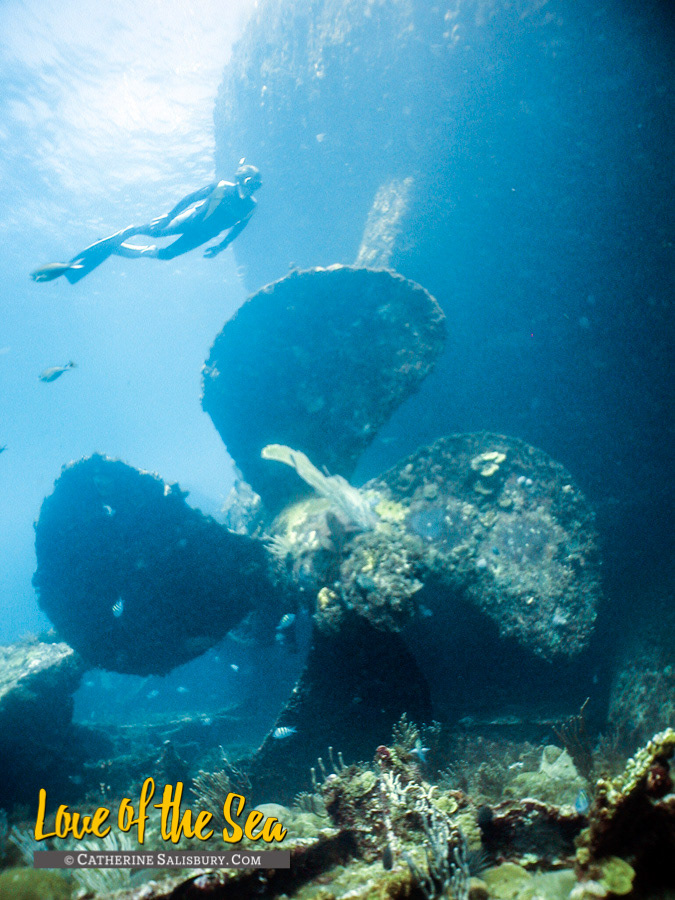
{"left": 0, "top": 0, "right": 256, "bottom": 640}
{"left": 0, "top": 1, "right": 674, "bottom": 896}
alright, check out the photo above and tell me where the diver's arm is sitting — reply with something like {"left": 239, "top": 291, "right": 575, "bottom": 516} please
{"left": 203, "top": 213, "right": 253, "bottom": 258}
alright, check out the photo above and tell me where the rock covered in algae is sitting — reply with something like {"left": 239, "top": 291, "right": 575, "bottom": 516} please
{"left": 33, "top": 454, "right": 279, "bottom": 675}
{"left": 0, "top": 638, "right": 82, "bottom": 712}
{"left": 201, "top": 265, "right": 445, "bottom": 513}
{"left": 483, "top": 864, "right": 577, "bottom": 900}
{"left": 0, "top": 638, "right": 84, "bottom": 807}
{"left": 506, "top": 746, "right": 588, "bottom": 808}
{"left": 0, "top": 867, "right": 72, "bottom": 900}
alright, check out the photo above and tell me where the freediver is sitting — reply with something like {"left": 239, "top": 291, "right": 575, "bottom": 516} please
{"left": 30, "top": 161, "right": 262, "bottom": 284}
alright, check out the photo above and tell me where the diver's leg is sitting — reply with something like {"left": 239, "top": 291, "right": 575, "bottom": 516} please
{"left": 154, "top": 232, "right": 206, "bottom": 260}
{"left": 63, "top": 226, "right": 148, "bottom": 283}
{"left": 116, "top": 241, "right": 159, "bottom": 259}
{"left": 116, "top": 233, "right": 203, "bottom": 260}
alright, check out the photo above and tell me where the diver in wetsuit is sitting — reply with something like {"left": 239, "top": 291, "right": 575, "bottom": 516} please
{"left": 30, "top": 162, "right": 261, "bottom": 284}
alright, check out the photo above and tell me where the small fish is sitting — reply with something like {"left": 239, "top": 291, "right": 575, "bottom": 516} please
{"left": 230, "top": 663, "right": 239, "bottom": 672}
{"left": 275, "top": 613, "right": 296, "bottom": 632}
{"left": 0, "top": 445, "right": 6, "bottom": 454}
{"left": 146, "top": 689, "right": 160, "bottom": 700}
{"left": 102, "top": 504, "right": 115, "bottom": 517}
{"left": 176, "top": 686, "right": 189, "bottom": 694}
{"left": 112, "top": 597, "right": 124, "bottom": 618}
{"left": 30, "top": 261, "right": 83, "bottom": 282}
{"left": 39, "top": 361, "right": 77, "bottom": 382}
{"left": 574, "top": 789, "right": 591, "bottom": 815}
{"left": 272, "top": 726, "right": 297, "bottom": 740}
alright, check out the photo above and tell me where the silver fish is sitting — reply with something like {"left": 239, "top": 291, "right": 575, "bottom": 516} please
{"left": 112, "top": 597, "right": 124, "bottom": 618}
{"left": 272, "top": 726, "right": 297, "bottom": 740}
{"left": 39, "top": 361, "right": 77, "bottom": 382}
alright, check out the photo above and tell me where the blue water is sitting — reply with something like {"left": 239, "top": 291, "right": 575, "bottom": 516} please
{"left": 0, "top": 0, "right": 672, "bottom": 748}
{"left": 0, "top": 0, "right": 255, "bottom": 642}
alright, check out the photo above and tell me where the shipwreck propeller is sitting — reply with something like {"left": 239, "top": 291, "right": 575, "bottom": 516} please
{"left": 249, "top": 431, "right": 603, "bottom": 789}
{"left": 33, "top": 454, "right": 281, "bottom": 675}
{"left": 201, "top": 265, "right": 446, "bottom": 514}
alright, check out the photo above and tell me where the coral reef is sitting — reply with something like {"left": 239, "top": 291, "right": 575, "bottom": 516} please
{"left": 8, "top": 721, "right": 664, "bottom": 900}
{"left": 113, "top": 728, "right": 592, "bottom": 899}
{"left": 576, "top": 728, "right": 675, "bottom": 894}
{"left": 506, "top": 746, "right": 588, "bottom": 808}
{"left": 191, "top": 750, "right": 252, "bottom": 834}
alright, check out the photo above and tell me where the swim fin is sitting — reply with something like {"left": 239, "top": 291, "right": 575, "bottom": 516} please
{"left": 32, "top": 225, "right": 145, "bottom": 284}
{"left": 63, "top": 227, "right": 143, "bottom": 283}
{"left": 30, "top": 262, "right": 83, "bottom": 282}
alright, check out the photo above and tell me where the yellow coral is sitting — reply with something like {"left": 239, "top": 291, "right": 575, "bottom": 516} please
{"left": 374, "top": 498, "right": 407, "bottom": 523}
{"left": 471, "top": 450, "right": 507, "bottom": 478}
{"left": 317, "top": 586, "right": 338, "bottom": 610}
{"left": 599, "top": 727, "right": 675, "bottom": 806}
{"left": 596, "top": 856, "right": 635, "bottom": 896}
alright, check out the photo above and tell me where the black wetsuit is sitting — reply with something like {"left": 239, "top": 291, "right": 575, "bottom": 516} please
{"left": 134, "top": 180, "right": 257, "bottom": 260}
